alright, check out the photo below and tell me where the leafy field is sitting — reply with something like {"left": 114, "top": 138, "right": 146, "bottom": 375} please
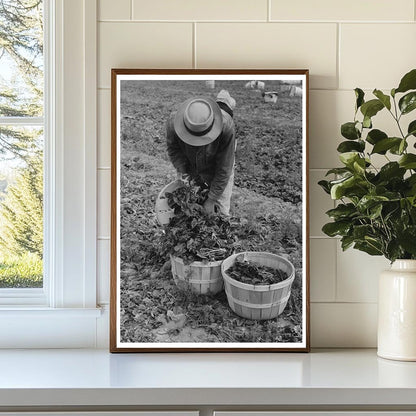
{"left": 119, "top": 79, "right": 304, "bottom": 344}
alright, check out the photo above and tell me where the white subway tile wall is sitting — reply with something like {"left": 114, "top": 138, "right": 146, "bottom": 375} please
{"left": 132, "top": 0, "right": 269, "bottom": 21}
{"left": 98, "top": 89, "right": 111, "bottom": 168}
{"left": 97, "top": 239, "right": 110, "bottom": 305}
{"left": 99, "top": 0, "right": 131, "bottom": 20}
{"left": 311, "top": 303, "right": 378, "bottom": 347}
{"left": 97, "top": 169, "right": 111, "bottom": 239}
{"left": 270, "top": 0, "right": 414, "bottom": 22}
{"left": 336, "top": 246, "right": 390, "bottom": 303}
{"left": 196, "top": 23, "right": 338, "bottom": 89}
{"left": 98, "top": 22, "right": 193, "bottom": 88}
{"left": 339, "top": 24, "right": 416, "bottom": 90}
{"left": 310, "top": 239, "right": 336, "bottom": 302}
{"left": 96, "top": 0, "right": 416, "bottom": 347}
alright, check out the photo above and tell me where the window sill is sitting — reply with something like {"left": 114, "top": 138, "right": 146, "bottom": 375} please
{"left": 0, "top": 349, "right": 415, "bottom": 410}
{"left": 0, "top": 307, "right": 104, "bottom": 348}
{"left": 0, "top": 306, "right": 102, "bottom": 316}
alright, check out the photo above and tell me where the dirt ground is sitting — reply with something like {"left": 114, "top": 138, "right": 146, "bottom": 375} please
{"left": 119, "top": 79, "right": 304, "bottom": 344}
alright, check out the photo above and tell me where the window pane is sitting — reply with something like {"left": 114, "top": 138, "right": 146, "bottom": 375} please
{"left": 0, "top": 0, "right": 44, "bottom": 117}
{"left": 0, "top": 126, "right": 43, "bottom": 288}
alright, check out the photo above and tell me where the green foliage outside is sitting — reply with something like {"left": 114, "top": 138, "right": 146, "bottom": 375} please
{"left": 0, "top": 252, "right": 42, "bottom": 288}
{"left": 0, "top": 155, "right": 43, "bottom": 258}
{"left": 0, "top": 0, "right": 44, "bottom": 288}
{"left": 319, "top": 69, "right": 416, "bottom": 262}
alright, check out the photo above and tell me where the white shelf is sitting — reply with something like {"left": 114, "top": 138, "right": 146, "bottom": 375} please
{"left": 0, "top": 349, "right": 415, "bottom": 408}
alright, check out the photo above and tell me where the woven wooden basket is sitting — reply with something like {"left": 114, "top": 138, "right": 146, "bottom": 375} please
{"left": 170, "top": 255, "right": 224, "bottom": 295}
{"left": 221, "top": 252, "right": 295, "bottom": 320}
{"left": 155, "top": 179, "right": 184, "bottom": 226}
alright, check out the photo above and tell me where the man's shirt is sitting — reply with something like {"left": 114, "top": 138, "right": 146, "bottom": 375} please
{"left": 166, "top": 110, "right": 235, "bottom": 201}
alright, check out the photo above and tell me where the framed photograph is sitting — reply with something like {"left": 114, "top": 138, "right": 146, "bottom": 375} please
{"left": 110, "top": 69, "right": 310, "bottom": 352}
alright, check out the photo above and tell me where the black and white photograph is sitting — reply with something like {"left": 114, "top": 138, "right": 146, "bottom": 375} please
{"left": 110, "top": 70, "right": 309, "bottom": 352}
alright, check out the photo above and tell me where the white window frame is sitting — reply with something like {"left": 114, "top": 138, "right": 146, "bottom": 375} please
{"left": 0, "top": 0, "right": 101, "bottom": 348}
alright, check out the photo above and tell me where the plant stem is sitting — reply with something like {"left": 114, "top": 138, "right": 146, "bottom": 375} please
{"left": 390, "top": 98, "right": 406, "bottom": 139}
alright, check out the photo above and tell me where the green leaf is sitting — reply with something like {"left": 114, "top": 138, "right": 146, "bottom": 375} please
{"left": 330, "top": 177, "right": 353, "bottom": 199}
{"left": 365, "top": 236, "right": 383, "bottom": 251}
{"left": 391, "top": 88, "right": 396, "bottom": 98}
{"left": 357, "top": 195, "right": 389, "bottom": 211}
{"left": 366, "top": 129, "right": 387, "bottom": 145}
{"left": 339, "top": 152, "right": 360, "bottom": 166}
{"left": 363, "top": 115, "right": 372, "bottom": 129}
{"left": 398, "top": 227, "right": 416, "bottom": 255}
{"left": 386, "top": 240, "right": 403, "bottom": 263}
{"left": 406, "top": 174, "right": 416, "bottom": 187}
{"left": 389, "top": 139, "right": 407, "bottom": 155}
{"left": 405, "top": 175, "right": 416, "bottom": 196}
{"left": 322, "top": 221, "right": 351, "bottom": 237}
{"left": 318, "top": 180, "right": 331, "bottom": 194}
{"left": 371, "top": 137, "right": 402, "bottom": 154}
{"left": 360, "top": 99, "right": 384, "bottom": 119}
{"left": 377, "top": 162, "right": 406, "bottom": 182}
{"left": 407, "top": 120, "right": 416, "bottom": 137}
{"left": 330, "top": 175, "right": 363, "bottom": 200}
{"left": 341, "top": 235, "right": 355, "bottom": 251}
{"left": 355, "top": 88, "right": 365, "bottom": 110}
{"left": 399, "top": 154, "right": 416, "bottom": 169}
{"left": 353, "top": 158, "right": 366, "bottom": 174}
{"left": 373, "top": 89, "right": 391, "bottom": 110}
{"left": 369, "top": 203, "right": 383, "bottom": 220}
{"left": 326, "top": 203, "right": 357, "bottom": 220}
{"left": 337, "top": 140, "right": 365, "bottom": 153}
{"left": 341, "top": 122, "right": 360, "bottom": 140}
{"left": 399, "top": 91, "right": 416, "bottom": 115}
{"left": 325, "top": 167, "right": 352, "bottom": 176}
{"left": 395, "top": 69, "right": 416, "bottom": 94}
{"left": 354, "top": 241, "right": 383, "bottom": 256}
{"left": 352, "top": 225, "right": 373, "bottom": 240}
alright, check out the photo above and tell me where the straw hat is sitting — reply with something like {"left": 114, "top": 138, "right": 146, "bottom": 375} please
{"left": 173, "top": 97, "right": 223, "bottom": 146}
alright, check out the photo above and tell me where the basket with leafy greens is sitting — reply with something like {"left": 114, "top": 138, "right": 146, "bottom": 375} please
{"left": 227, "top": 257, "right": 288, "bottom": 285}
{"left": 159, "top": 180, "right": 240, "bottom": 264}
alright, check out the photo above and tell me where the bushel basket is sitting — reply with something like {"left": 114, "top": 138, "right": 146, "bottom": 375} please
{"left": 221, "top": 251, "right": 295, "bottom": 320}
{"left": 170, "top": 255, "right": 224, "bottom": 295}
{"left": 155, "top": 179, "right": 184, "bottom": 226}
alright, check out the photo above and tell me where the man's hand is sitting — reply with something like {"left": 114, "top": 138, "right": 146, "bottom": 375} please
{"left": 176, "top": 171, "right": 190, "bottom": 183}
{"left": 203, "top": 198, "right": 217, "bottom": 215}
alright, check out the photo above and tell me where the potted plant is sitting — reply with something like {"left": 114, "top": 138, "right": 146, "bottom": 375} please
{"left": 319, "top": 68, "right": 416, "bottom": 361}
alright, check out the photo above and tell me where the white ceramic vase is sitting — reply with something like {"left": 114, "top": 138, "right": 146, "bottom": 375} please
{"left": 378, "top": 259, "right": 416, "bottom": 361}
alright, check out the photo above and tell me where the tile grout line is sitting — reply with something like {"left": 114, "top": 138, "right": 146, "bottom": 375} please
{"left": 192, "top": 22, "right": 197, "bottom": 69}
{"left": 267, "top": 0, "right": 271, "bottom": 22}
{"left": 130, "top": 0, "right": 133, "bottom": 20}
{"left": 311, "top": 301, "right": 378, "bottom": 305}
{"left": 334, "top": 230, "right": 339, "bottom": 303}
{"left": 336, "top": 22, "right": 340, "bottom": 90}
{"left": 309, "top": 236, "right": 339, "bottom": 239}
{"left": 96, "top": 87, "right": 392, "bottom": 92}
{"left": 97, "top": 19, "right": 415, "bottom": 24}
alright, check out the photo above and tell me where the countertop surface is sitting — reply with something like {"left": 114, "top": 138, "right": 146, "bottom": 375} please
{"left": 0, "top": 348, "right": 416, "bottom": 407}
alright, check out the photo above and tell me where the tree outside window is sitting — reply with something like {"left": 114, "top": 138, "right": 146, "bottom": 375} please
{"left": 0, "top": 0, "right": 44, "bottom": 288}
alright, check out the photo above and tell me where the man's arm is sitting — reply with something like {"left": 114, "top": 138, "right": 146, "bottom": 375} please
{"left": 166, "top": 114, "right": 189, "bottom": 174}
{"left": 207, "top": 114, "right": 235, "bottom": 201}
